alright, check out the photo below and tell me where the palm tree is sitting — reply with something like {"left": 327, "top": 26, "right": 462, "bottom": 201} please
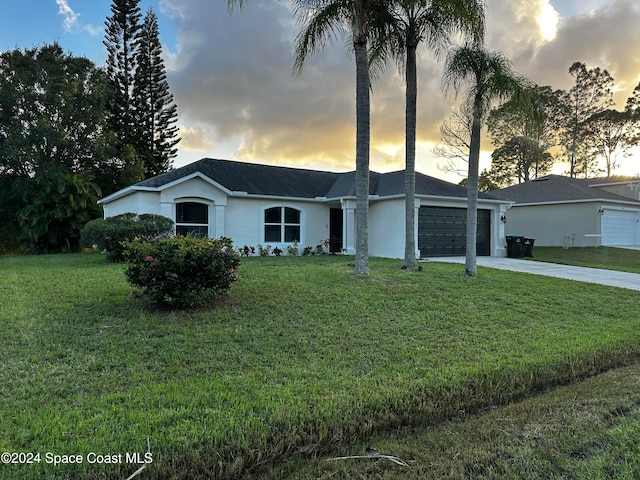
{"left": 442, "top": 43, "right": 528, "bottom": 276}
{"left": 372, "top": 0, "right": 485, "bottom": 269}
{"left": 229, "top": 0, "right": 385, "bottom": 276}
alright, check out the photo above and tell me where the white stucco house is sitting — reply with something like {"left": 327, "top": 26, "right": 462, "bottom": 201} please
{"left": 98, "top": 158, "right": 511, "bottom": 258}
{"left": 494, "top": 175, "right": 640, "bottom": 247}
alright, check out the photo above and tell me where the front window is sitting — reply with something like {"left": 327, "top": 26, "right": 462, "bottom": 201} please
{"left": 176, "top": 202, "right": 208, "bottom": 237}
{"left": 264, "top": 207, "right": 300, "bottom": 243}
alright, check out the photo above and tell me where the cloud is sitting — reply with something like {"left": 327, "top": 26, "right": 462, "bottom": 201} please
{"left": 519, "top": 0, "right": 640, "bottom": 103}
{"left": 55, "top": 0, "right": 101, "bottom": 37}
{"left": 163, "top": 0, "right": 640, "bottom": 178}
{"left": 56, "top": 0, "right": 79, "bottom": 32}
{"left": 178, "top": 125, "right": 215, "bottom": 151}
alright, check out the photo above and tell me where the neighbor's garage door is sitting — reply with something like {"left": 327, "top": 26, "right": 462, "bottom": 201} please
{"left": 602, "top": 209, "right": 639, "bottom": 246}
{"left": 418, "top": 207, "right": 491, "bottom": 257}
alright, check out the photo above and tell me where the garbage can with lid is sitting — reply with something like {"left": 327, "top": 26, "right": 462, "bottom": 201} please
{"left": 506, "top": 235, "right": 524, "bottom": 258}
{"left": 523, "top": 237, "right": 535, "bottom": 257}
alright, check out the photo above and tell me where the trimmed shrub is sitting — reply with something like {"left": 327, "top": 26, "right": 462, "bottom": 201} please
{"left": 122, "top": 235, "right": 240, "bottom": 308}
{"left": 81, "top": 213, "right": 174, "bottom": 262}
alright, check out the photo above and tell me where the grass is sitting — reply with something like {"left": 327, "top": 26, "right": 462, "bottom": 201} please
{"left": 269, "top": 362, "right": 640, "bottom": 479}
{"left": 1, "top": 253, "right": 640, "bottom": 479}
{"left": 530, "top": 246, "right": 640, "bottom": 274}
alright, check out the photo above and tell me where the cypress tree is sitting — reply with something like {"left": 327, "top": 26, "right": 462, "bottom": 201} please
{"left": 133, "top": 8, "right": 180, "bottom": 177}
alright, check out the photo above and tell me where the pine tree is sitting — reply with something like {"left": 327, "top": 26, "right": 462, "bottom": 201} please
{"left": 103, "top": 0, "right": 143, "bottom": 180}
{"left": 133, "top": 8, "right": 180, "bottom": 177}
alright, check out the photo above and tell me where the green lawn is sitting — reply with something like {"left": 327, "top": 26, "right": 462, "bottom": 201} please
{"left": 1, "top": 253, "right": 640, "bottom": 479}
{"left": 530, "top": 246, "right": 640, "bottom": 274}
{"left": 271, "top": 362, "right": 640, "bottom": 479}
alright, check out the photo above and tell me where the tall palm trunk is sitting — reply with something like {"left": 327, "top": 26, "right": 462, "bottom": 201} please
{"left": 465, "top": 98, "right": 482, "bottom": 276}
{"left": 403, "top": 44, "right": 417, "bottom": 267}
{"left": 354, "top": 38, "right": 370, "bottom": 275}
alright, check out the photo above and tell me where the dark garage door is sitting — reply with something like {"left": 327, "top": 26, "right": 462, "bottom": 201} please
{"left": 418, "top": 207, "right": 491, "bottom": 257}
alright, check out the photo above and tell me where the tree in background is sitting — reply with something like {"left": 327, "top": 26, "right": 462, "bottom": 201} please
{"left": 104, "top": 0, "right": 142, "bottom": 153}
{"left": 486, "top": 85, "right": 563, "bottom": 184}
{"left": 433, "top": 103, "right": 473, "bottom": 175}
{"left": 584, "top": 108, "right": 636, "bottom": 177}
{"left": 442, "top": 43, "right": 527, "bottom": 276}
{"left": 563, "top": 62, "right": 614, "bottom": 178}
{"left": 0, "top": 44, "right": 109, "bottom": 178}
{"left": 458, "top": 170, "right": 499, "bottom": 191}
{"left": 0, "top": 44, "right": 106, "bottom": 252}
{"left": 626, "top": 81, "right": 640, "bottom": 118}
{"left": 626, "top": 81, "right": 640, "bottom": 149}
{"left": 18, "top": 172, "right": 101, "bottom": 253}
{"left": 103, "top": 0, "right": 180, "bottom": 190}
{"left": 371, "top": 0, "right": 485, "bottom": 269}
{"left": 489, "top": 136, "right": 552, "bottom": 185}
{"left": 133, "top": 8, "right": 180, "bottom": 178}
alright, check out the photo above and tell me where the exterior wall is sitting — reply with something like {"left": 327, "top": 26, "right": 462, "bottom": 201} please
{"left": 159, "top": 177, "right": 228, "bottom": 237}
{"left": 595, "top": 184, "right": 640, "bottom": 201}
{"left": 103, "top": 179, "right": 331, "bottom": 252}
{"left": 368, "top": 198, "right": 406, "bottom": 258}
{"left": 101, "top": 178, "right": 510, "bottom": 258}
{"left": 101, "top": 191, "right": 162, "bottom": 217}
{"left": 505, "top": 202, "right": 601, "bottom": 247}
{"left": 224, "top": 197, "right": 330, "bottom": 251}
{"left": 368, "top": 197, "right": 507, "bottom": 258}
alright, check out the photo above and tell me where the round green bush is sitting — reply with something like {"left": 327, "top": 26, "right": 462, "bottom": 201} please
{"left": 81, "top": 213, "right": 174, "bottom": 262}
{"left": 122, "top": 235, "right": 241, "bottom": 308}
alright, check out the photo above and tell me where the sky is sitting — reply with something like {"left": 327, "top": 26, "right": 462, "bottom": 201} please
{"left": 1, "top": 0, "right": 640, "bottom": 182}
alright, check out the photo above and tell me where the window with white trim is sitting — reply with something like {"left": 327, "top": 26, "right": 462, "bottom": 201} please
{"left": 264, "top": 207, "right": 301, "bottom": 243}
{"left": 176, "top": 202, "right": 208, "bottom": 237}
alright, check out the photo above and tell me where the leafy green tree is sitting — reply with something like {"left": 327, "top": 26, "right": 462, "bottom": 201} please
{"left": 625, "top": 81, "right": 640, "bottom": 147}
{"left": 18, "top": 172, "right": 102, "bottom": 253}
{"left": 0, "top": 44, "right": 109, "bottom": 178}
{"left": 459, "top": 169, "right": 499, "bottom": 192}
{"left": 563, "top": 62, "right": 614, "bottom": 178}
{"left": 371, "top": 0, "right": 485, "bottom": 268}
{"left": 626, "top": 81, "right": 640, "bottom": 117}
{"left": 489, "top": 136, "right": 552, "bottom": 184}
{"left": 584, "top": 108, "right": 636, "bottom": 177}
{"left": 442, "top": 43, "right": 527, "bottom": 276}
{"left": 487, "top": 85, "right": 564, "bottom": 184}
{"left": 133, "top": 8, "right": 180, "bottom": 177}
{"left": 104, "top": 0, "right": 143, "bottom": 181}
{"left": 0, "top": 175, "right": 31, "bottom": 253}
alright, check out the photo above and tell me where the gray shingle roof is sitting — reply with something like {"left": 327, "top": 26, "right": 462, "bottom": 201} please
{"left": 493, "top": 175, "right": 640, "bottom": 204}
{"left": 131, "top": 157, "right": 501, "bottom": 200}
{"left": 135, "top": 158, "right": 341, "bottom": 198}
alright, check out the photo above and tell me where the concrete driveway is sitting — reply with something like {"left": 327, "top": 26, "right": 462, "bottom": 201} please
{"left": 425, "top": 256, "right": 640, "bottom": 292}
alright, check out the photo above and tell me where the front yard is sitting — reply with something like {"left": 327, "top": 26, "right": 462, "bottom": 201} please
{"left": 1, "top": 253, "right": 639, "bottom": 479}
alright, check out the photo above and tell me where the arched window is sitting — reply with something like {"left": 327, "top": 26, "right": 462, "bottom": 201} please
{"left": 176, "top": 202, "right": 208, "bottom": 237}
{"left": 264, "top": 207, "right": 301, "bottom": 243}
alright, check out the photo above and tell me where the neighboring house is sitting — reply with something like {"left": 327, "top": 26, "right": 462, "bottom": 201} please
{"left": 98, "top": 158, "right": 511, "bottom": 258}
{"left": 494, "top": 175, "right": 640, "bottom": 247}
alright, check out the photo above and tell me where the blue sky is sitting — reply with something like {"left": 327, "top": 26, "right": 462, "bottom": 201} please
{"left": 0, "top": 1, "right": 178, "bottom": 63}
{"left": 1, "top": 0, "right": 639, "bottom": 180}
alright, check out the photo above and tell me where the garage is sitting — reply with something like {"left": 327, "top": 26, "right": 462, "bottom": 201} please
{"left": 418, "top": 207, "right": 491, "bottom": 257}
{"left": 602, "top": 209, "right": 639, "bottom": 246}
